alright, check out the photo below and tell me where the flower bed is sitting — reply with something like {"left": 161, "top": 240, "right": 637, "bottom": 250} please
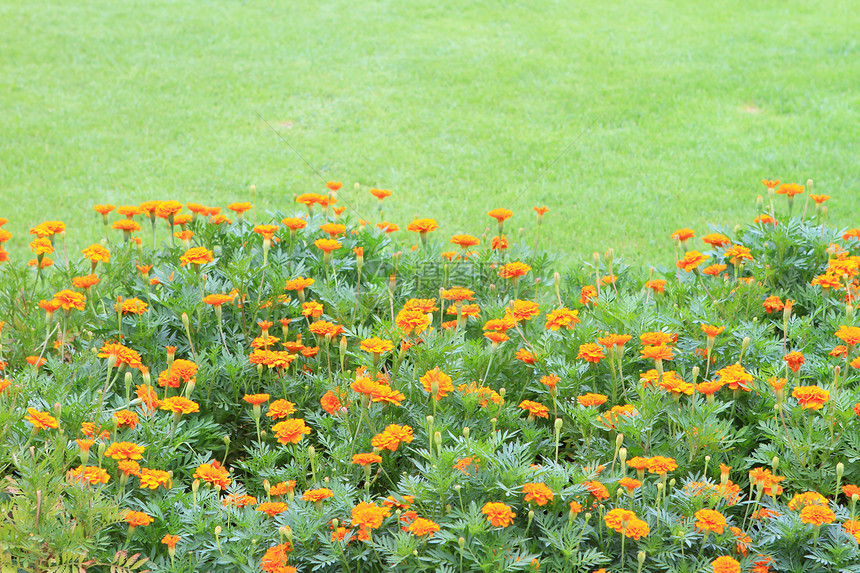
{"left": 1, "top": 181, "right": 859, "bottom": 572}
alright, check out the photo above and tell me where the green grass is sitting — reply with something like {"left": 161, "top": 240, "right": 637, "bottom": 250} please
{"left": 2, "top": 0, "right": 858, "bottom": 266}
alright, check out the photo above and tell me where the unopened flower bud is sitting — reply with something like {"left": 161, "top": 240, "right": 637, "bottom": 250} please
{"left": 463, "top": 427, "right": 470, "bottom": 439}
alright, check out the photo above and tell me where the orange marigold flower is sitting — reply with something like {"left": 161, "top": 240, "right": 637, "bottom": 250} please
{"left": 68, "top": 465, "right": 110, "bottom": 485}
{"left": 696, "top": 379, "right": 724, "bottom": 396}
{"left": 711, "top": 556, "right": 741, "bottom": 573}
{"left": 580, "top": 285, "right": 598, "bottom": 305}
{"left": 519, "top": 400, "right": 549, "bottom": 419}
{"left": 243, "top": 393, "right": 270, "bottom": 406}
{"left": 791, "top": 385, "right": 830, "bottom": 410}
{"left": 516, "top": 348, "right": 536, "bottom": 364}
{"left": 281, "top": 217, "right": 307, "bottom": 231}
{"left": 647, "top": 456, "right": 677, "bottom": 475}
{"left": 139, "top": 468, "right": 172, "bottom": 490}
{"left": 583, "top": 480, "right": 609, "bottom": 500}
{"left": 836, "top": 325, "right": 860, "bottom": 346}
{"left": 671, "top": 228, "right": 695, "bottom": 242}
{"left": 179, "top": 247, "right": 214, "bottom": 267}
{"left": 577, "top": 343, "right": 605, "bottom": 363}
{"left": 113, "top": 409, "right": 139, "bottom": 429}
{"left": 272, "top": 418, "right": 311, "bottom": 444}
{"left": 94, "top": 204, "right": 115, "bottom": 215}
{"left": 115, "top": 297, "right": 148, "bottom": 315}
{"left": 161, "top": 534, "right": 181, "bottom": 549}
{"left": 788, "top": 491, "right": 828, "bottom": 510}
{"left": 360, "top": 337, "right": 394, "bottom": 355}
{"left": 545, "top": 307, "right": 580, "bottom": 330}
{"left": 302, "top": 488, "right": 334, "bottom": 503}
{"left": 408, "top": 517, "right": 440, "bottom": 537}
{"left": 450, "top": 234, "right": 480, "bottom": 248}
{"left": 194, "top": 460, "right": 231, "bottom": 488}
{"left": 800, "top": 504, "right": 835, "bottom": 525}
{"left": 352, "top": 453, "right": 383, "bottom": 466}
{"left": 260, "top": 543, "right": 293, "bottom": 573}
{"left": 371, "top": 424, "right": 414, "bottom": 451}
{"left": 523, "top": 482, "right": 554, "bottom": 506}
{"left": 645, "top": 279, "right": 667, "bottom": 292}
{"left": 159, "top": 396, "right": 199, "bottom": 414}
{"left": 776, "top": 182, "right": 804, "bottom": 197}
{"left": 104, "top": 441, "right": 145, "bottom": 460}
{"left": 577, "top": 393, "right": 608, "bottom": 407}
{"left": 314, "top": 238, "right": 342, "bottom": 253}
{"left": 702, "top": 263, "right": 727, "bottom": 276}
{"left": 701, "top": 324, "right": 725, "bottom": 338}
{"left": 369, "top": 188, "right": 391, "bottom": 200}
{"left": 420, "top": 368, "right": 454, "bottom": 400}
{"left": 597, "top": 333, "right": 632, "bottom": 347}
{"left": 124, "top": 510, "right": 153, "bottom": 527}
{"left": 227, "top": 202, "right": 252, "bottom": 214}
{"left": 810, "top": 194, "right": 830, "bottom": 204}
{"left": 407, "top": 218, "right": 438, "bottom": 234}
{"left": 157, "top": 359, "right": 198, "bottom": 388}
{"left": 843, "top": 520, "right": 860, "bottom": 543}
{"left": 320, "top": 391, "right": 343, "bottom": 415}
{"left": 763, "top": 295, "right": 784, "bottom": 313}
{"left": 257, "top": 502, "right": 288, "bottom": 517}
{"left": 641, "top": 345, "right": 673, "bottom": 361}
{"left": 25, "top": 408, "right": 58, "bottom": 431}
{"left": 618, "top": 477, "right": 642, "bottom": 492}
{"left": 154, "top": 200, "right": 183, "bottom": 219}
{"left": 482, "top": 502, "right": 516, "bottom": 527}
{"left": 72, "top": 274, "right": 100, "bottom": 289}
{"left": 677, "top": 250, "right": 708, "bottom": 272}
{"left": 716, "top": 363, "right": 752, "bottom": 392}
{"left": 783, "top": 351, "right": 805, "bottom": 372}
{"left": 203, "top": 293, "right": 235, "bottom": 306}
{"left": 498, "top": 261, "right": 531, "bottom": 279}
{"left": 640, "top": 331, "right": 674, "bottom": 346}
{"left": 53, "top": 290, "right": 86, "bottom": 311}
{"left": 487, "top": 208, "right": 513, "bottom": 223}
{"left": 352, "top": 501, "right": 391, "bottom": 530}
{"left": 506, "top": 299, "right": 540, "bottom": 322}
{"left": 694, "top": 508, "right": 727, "bottom": 534}
{"left": 702, "top": 233, "right": 731, "bottom": 247}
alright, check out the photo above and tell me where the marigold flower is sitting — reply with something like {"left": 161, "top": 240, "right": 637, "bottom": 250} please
{"left": 420, "top": 368, "right": 454, "bottom": 400}
{"left": 124, "top": 510, "right": 153, "bottom": 527}
{"left": 302, "top": 488, "right": 334, "bottom": 503}
{"left": 701, "top": 324, "right": 725, "bottom": 338}
{"left": 545, "top": 307, "right": 580, "bottom": 330}
{"left": 203, "top": 293, "right": 235, "bottom": 306}
{"left": 702, "top": 263, "right": 727, "bottom": 276}
{"left": 360, "top": 336, "right": 394, "bottom": 355}
{"left": 53, "top": 290, "right": 86, "bottom": 311}
{"left": 516, "top": 348, "right": 536, "bottom": 364}
{"left": 702, "top": 233, "right": 731, "bottom": 247}
{"left": 523, "top": 482, "right": 554, "bottom": 506}
{"left": 314, "top": 238, "right": 342, "bottom": 253}
{"left": 81, "top": 245, "right": 110, "bottom": 263}
{"left": 506, "top": 299, "right": 540, "bottom": 322}
{"left": 677, "top": 251, "right": 708, "bottom": 272}
{"left": 498, "top": 261, "right": 531, "bottom": 279}
{"left": 800, "top": 504, "right": 835, "bottom": 525}
{"left": 161, "top": 534, "right": 180, "bottom": 549}
{"left": 762, "top": 295, "right": 784, "bottom": 313}
{"left": 482, "top": 502, "right": 516, "bottom": 527}
{"left": 139, "top": 468, "right": 173, "bottom": 490}
{"left": 371, "top": 424, "right": 414, "bottom": 451}
{"left": 647, "top": 456, "right": 677, "bottom": 475}
{"left": 93, "top": 204, "right": 115, "bottom": 215}
{"left": 320, "top": 391, "right": 343, "bottom": 415}
{"left": 351, "top": 501, "right": 391, "bottom": 531}
{"left": 179, "top": 247, "right": 214, "bottom": 267}
{"left": 577, "top": 343, "right": 605, "bottom": 363}
{"left": 352, "top": 453, "right": 383, "bottom": 466}
{"left": 260, "top": 543, "right": 293, "bottom": 573}
{"left": 25, "top": 408, "right": 58, "bottom": 431}
{"left": 159, "top": 396, "right": 199, "bottom": 414}
{"left": 519, "top": 400, "right": 549, "bottom": 419}
{"left": 104, "top": 441, "right": 145, "bottom": 461}
{"left": 281, "top": 217, "right": 307, "bottom": 231}
{"left": 618, "top": 477, "right": 642, "bottom": 492}
{"left": 836, "top": 325, "right": 860, "bottom": 346}
{"left": 194, "top": 460, "right": 231, "bottom": 488}
{"left": 115, "top": 297, "right": 148, "bottom": 315}
{"left": 597, "top": 333, "right": 632, "bottom": 347}
{"left": 791, "top": 385, "right": 830, "bottom": 410}
{"left": 272, "top": 418, "right": 311, "bottom": 444}
{"left": 604, "top": 508, "right": 649, "bottom": 539}
{"left": 776, "top": 182, "right": 804, "bottom": 197}
{"left": 641, "top": 344, "right": 673, "bottom": 361}
{"left": 487, "top": 208, "right": 513, "bottom": 223}
{"left": 715, "top": 363, "right": 752, "bottom": 391}
{"left": 577, "top": 393, "right": 608, "bottom": 407}
{"left": 113, "top": 410, "right": 139, "bottom": 429}
{"left": 450, "top": 234, "right": 480, "bottom": 249}
{"left": 157, "top": 359, "right": 197, "bottom": 388}
{"left": 407, "top": 517, "right": 440, "bottom": 537}
{"left": 696, "top": 379, "right": 724, "bottom": 396}
{"left": 243, "top": 393, "right": 270, "bottom": 406}
{"left": 711, "top": 556, "right": 740, "bottom": 573}
{"left": 694, "top": 508, "right": 727, "bottom": 534}
{"left": 68, "top": 465, "right": 110, "bottom": 485}
{"left": 783, "top": 351, "right": 805, "bottom": 372}
{"left": 788, "top": 491, "right": 828, "bottom": 510}
{"left": 71, "top": 274, "right": 100, "bottom": 290}
{"left": 407, "top": 218, "right": 439, "bottom": 234}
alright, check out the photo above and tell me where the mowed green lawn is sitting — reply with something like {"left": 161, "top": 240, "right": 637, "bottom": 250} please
{"left": 1, "top": 0, "right": 858, "bottom": 266}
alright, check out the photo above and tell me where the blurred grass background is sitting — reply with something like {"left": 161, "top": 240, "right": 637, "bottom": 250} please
{"left": 1, "top": 0, "right": 858, "bottom": 266}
